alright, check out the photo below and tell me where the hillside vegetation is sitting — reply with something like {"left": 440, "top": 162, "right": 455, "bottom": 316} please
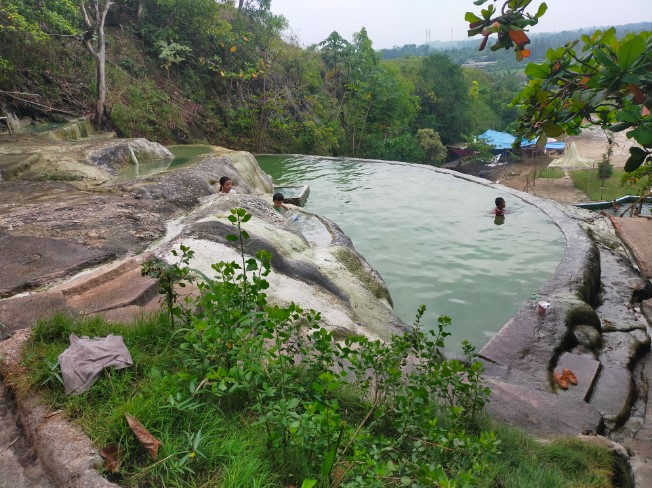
{"left": 1, "top": 0, "right": 523, "bottom": 163}
{"left": 2, "top": 3, "right": 648, "bottom": 168}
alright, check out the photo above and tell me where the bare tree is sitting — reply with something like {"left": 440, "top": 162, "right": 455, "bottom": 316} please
{"left": 79, "top": 0, "right": 113, "bottom": 128}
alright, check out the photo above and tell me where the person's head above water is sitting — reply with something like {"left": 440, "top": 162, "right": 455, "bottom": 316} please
{"left": 219, "top": 176, "right": 232, "bottom": 193}
{"left": 493, "top": 197, "right": 506, "bottom": 216}
{"left": 272, "top": 192, "right": 289, "bottom": 213}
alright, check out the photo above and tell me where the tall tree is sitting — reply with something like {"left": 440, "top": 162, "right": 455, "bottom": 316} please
{"left": 80, "top": 0, "right": 113, "bottom": 127}
{"left": 415, "top": 53, "right": 470, "bottom": 143}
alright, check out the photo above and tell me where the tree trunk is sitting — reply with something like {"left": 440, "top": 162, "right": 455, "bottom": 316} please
{"left": 80, "top": 1, "right": 113, "bottom": 129}
{"left": 137, "top": 0, "right": 144, "bottom": 23}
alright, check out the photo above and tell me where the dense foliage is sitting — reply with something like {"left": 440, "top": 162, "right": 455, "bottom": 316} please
{"left": 0, "top": 0, "right": 521, "bottom": 163}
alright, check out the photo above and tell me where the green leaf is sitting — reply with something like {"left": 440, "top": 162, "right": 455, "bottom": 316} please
{"left": 534, "top": 2, "right": 548, "bottom": 19}
{"left": 592, "top": 48, "right": 617, "bottom": 69}
{"left": 226, "top": 234, "right": 238, "bottom": 242}
{"left": 467, "top": 26, "right": 485, "bottom": 37}
{"left": 320, "top": 446, "right": 337, "bottom": 478}
{"left": 629, "top": 124, "right": 652, "bottom": 146}
{"left": 625, "top": 147, "right": 647, "bottom": 172}
{"left": 524, "top": 62, "right": 549, "bottom": 79}
{"left": 481, "top": 5, "right": 495, "bottom": 19}
{"left": 609, "top": 122, "right": 633, "bottom": 132}
{"left": 625, "top": 152, "right": 645, "bottom": 173}
{"left": 473, "top": 0, "right": 488, "bottom": 4}
{"left": 300, "top": 480, "right": 317, "bottom": 488}
{"left": 465, "top": 12, "right": 482, "bottom": 23}
{"left": 618, "top": 35, "right": 645, "bottom": 69}
{"left": 543, "top": 122, "right": 564, "bottom": 137}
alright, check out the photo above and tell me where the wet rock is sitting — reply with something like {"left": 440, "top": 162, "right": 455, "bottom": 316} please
{"left": 598, "top": 248, "right": 649, "bottom": 333}
{"left": 556, "top": 352, "right": 601, "bottom": 401}
{"left": 590, "top": 366, "right": 635, "bottom": 429}
{"left": 574, "top": 324, "right": 603, "bottom": 353}
{"left": 210, "top": 148, "right": 274, "bottom": 193}
{"left": 485, "top": 378, "right": 604, "bottom": 439}
{"left": 84, "top": 138, "right": 174, "bottom": 175}
{"left": 641, "top": 298, "right": 652, "bottom": 324}
{"left": 600, "top": 332, "right": 650, "bottom": 369}
{"left": 566, "top": 301, "right": 602, "bottom": 331}
{"left": 153, "top": 193, "right": 405, "bottom": 339}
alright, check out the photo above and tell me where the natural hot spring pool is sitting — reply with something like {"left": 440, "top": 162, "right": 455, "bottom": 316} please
{"left": 257, "top": 155, "right": 565, "bottom": 352}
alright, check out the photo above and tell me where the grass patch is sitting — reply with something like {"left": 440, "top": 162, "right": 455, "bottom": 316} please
{"left": 570, "top": 169, "right": 647, "bottom": 201}
{"left": 534, "top": 167, "right": 565, "bottom": 179}
{"left": 478, "top": 423, "right": 617, "bottom": 488}
{"left": 22, "top": 312, "right": 278, "bottom": 487}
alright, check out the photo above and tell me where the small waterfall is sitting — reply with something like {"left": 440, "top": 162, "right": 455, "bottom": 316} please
{"left": 128, "top": 145, "right": 140, "bottom": 177}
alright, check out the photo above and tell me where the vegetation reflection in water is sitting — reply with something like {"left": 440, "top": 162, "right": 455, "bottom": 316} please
{"left": 258, "top": 155, "right": 565, "bottom": 352}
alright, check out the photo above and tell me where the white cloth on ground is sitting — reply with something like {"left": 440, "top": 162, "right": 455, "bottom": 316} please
{"left": 58, "top": 334, "right": 133, "bottom": 395}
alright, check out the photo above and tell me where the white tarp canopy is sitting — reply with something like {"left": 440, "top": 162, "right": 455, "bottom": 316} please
{"left": 548, "top": 141, "right": 593, "bottom": 170}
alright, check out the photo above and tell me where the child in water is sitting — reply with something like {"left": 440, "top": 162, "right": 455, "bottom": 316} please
{"left": 273, "top": 192, "right": 289, "bottom": 213}
{"left": 219, "top": 176, "right": 236, "bottom": 194}
{"left": 493, "top": 197, "right": 506, "bottom": 216}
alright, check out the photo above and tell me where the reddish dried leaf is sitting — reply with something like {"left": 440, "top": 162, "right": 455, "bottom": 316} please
{"left": 508, "top": 29, "right": 530, "bottom": 48}
{"left": 629, "top": 84, "right": 646, "bottom": 104}
{"left": 125, "top": 413, "right": 162, "bottom": 460}
{"left": 479, "top": 34, "right": 489, "bottom": 51}
{"left": 99, "top": 443, "right": 121, "bottom": 473}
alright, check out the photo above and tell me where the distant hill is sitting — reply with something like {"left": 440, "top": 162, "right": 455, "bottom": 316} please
{"left": 380, "top": 22, "right": 652, "bottom": 70}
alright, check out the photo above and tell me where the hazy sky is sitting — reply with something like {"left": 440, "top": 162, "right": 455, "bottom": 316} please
{"left": 270, "top": 0, "right": 650, "bottom": 49}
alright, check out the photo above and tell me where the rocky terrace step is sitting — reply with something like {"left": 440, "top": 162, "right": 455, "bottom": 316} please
{"left": 63, "top": 265, "right": 159, "bottom": 314}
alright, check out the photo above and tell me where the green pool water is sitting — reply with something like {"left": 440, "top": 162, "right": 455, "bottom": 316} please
{"left": 112, "top": 145, "right": 214, "bottom": 182}
{"left": 168, "top": 145, "right": 214, "bottom": 168}
{"left": 258, "top": 155, "right": 565, "bottom": 352}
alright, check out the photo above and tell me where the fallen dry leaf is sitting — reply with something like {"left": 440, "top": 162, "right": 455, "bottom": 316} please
{"left": 125, "top": 413, "right": 162, "bottom": 460}
{"left": 99, "top": 443, "right": 122, "bottom": 473}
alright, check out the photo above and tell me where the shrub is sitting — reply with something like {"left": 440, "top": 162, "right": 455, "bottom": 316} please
{"left": 598, "top": 158, "right": 614, "bottom": 179}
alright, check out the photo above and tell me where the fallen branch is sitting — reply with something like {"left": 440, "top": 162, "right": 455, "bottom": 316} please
{"left": 0, "top": 90, "right": 40, "bottom": 97}
{"left": 0, "top": 92, "right": 79, "bottom": 116}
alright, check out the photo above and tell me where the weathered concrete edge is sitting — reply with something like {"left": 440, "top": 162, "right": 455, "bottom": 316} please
{"left": 0, "top": 329, "right": 119, "bottom": 488}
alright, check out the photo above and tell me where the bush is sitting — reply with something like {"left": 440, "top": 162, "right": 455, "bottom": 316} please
{"left": 111, "top": 82, "right": 187, "bottom": 143}
{"left": 597, "top": 158, "right": 614, "bottom": 179}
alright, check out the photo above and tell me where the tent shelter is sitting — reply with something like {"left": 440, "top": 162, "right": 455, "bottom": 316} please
{"left": 478, "top": 130, "right": 566, "bottom": 156}
{"left": 547, "top": 141, "right": 593, "bottom": 170}
{"left": 478, "top": 130, "right": 517, "bottom": 154}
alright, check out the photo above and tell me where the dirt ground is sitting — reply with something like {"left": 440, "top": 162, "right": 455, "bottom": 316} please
{"left": 486, "top": 127, "right": 637, "bottom": 204}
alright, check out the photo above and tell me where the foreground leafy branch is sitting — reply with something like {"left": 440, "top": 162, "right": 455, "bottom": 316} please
{"left": 466, "top": 1, "right": 652, "bottom": 193}
{"left": 143, "top": 208, "right": 496, "bottom": 486}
